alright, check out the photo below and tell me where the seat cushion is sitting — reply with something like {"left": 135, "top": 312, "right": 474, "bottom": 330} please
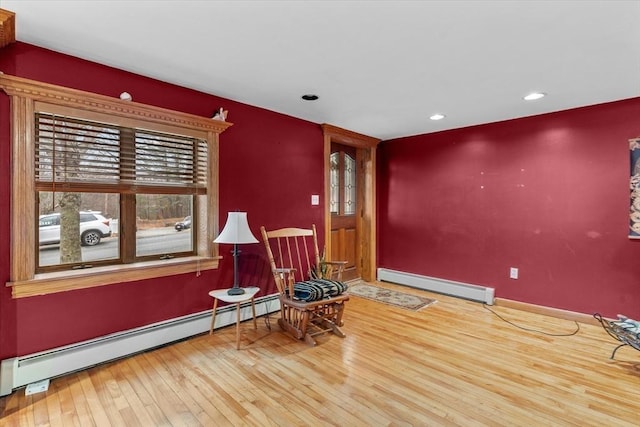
{"left": 290, "top": 279, "right": 349, "bottom": 302}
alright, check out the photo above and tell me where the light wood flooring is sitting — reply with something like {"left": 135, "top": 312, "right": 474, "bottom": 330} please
{"left": 1, "top": 281, "right": 638, "bottom": 426}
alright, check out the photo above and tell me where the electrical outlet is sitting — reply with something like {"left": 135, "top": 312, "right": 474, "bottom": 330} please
{"left": 311, "top": 195, "right": 319, "bottom": 205}
{"left": 510, "top": 267, "right": 518, "bottom": 279}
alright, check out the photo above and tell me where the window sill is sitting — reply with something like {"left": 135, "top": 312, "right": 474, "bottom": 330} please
{"left": 6, "top": 256, "right": 220, "bottom": 298}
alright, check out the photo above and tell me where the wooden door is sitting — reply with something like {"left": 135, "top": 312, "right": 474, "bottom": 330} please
{"left": 323, "top": 124, "right": 380, "bottom": 283}
{"left": 330, "top": 143, "right": 359, "bottom": 281}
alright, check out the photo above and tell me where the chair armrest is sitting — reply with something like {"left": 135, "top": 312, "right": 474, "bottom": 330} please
{"left": 271, "top": 268, "right": 297, "bottom": 297}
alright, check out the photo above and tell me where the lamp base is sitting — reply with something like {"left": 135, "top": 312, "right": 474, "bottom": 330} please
{"left": 227, "top": 287, "right": 245, "bottom": 296}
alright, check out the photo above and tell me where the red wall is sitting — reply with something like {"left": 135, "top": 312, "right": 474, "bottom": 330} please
{"left": 0, "top": 43, "right": 325, "bottom": 359}
{"left": 378, "top": 99, "right": 640, "bottom": 319}
{"left": 2, "top": 42, "right": 638, "bottom": 362}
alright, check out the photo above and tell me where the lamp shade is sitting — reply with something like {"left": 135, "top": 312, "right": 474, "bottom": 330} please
{"left": 214, "top": 212, "right": 258, "bottom": 244}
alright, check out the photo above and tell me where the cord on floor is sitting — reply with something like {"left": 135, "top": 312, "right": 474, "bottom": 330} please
{"left": 482, "top": 303, "right": 580, "bottom": 336}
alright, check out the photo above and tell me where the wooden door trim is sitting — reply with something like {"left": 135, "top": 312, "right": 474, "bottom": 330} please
{"left": 322, "top": 124, "right": 380, "bottom": 281}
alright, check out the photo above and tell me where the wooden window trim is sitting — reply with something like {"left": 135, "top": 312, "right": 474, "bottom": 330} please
{"left": 0, "top": 74, "right": 232, "bottom": 298}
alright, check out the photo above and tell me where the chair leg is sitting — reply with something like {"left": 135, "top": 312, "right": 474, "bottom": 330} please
{"left": 299, "top": 311, "right": 311, "bottom": 336}
{"left": 329, "top": 322, "right": 346, "bottom": 338}
{"left": 304, "top": 333, "right": 317, "bottom": 346}
{"left": 334, "top": 303, "right": 345, "bottom": 327}
{"left": 277, "top": 301, "right": 348, "bottom": 345}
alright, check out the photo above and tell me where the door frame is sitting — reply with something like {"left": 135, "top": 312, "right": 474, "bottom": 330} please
{"left": 322, "top": 124, "right": 380, "bottom": 282}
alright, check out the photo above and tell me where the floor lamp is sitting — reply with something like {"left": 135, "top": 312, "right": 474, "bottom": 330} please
{"left": 214, "top": 212, "right": 258, "bottom": 295}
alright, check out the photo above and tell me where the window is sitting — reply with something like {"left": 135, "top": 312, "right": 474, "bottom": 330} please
{"left": 35, "top": 113, "right": 205, "bottom": 272}
{"left": 1, "top": 74, "right": 231, "bottom": 297}
{"left": 344, "top": 153, "right": 356, "bottom": 215}
{"left": 329, "top": 148, "right": 357, "bottom": 216}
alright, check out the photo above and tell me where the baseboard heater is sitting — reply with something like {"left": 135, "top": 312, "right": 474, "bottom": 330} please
{"left": 0, "top": 294, "right": 280, "bottom": 396}
{"left": 377, "top": 268, "right": 495, "bottom": 305}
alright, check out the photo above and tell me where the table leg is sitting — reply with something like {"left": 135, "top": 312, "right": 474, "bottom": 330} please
{"left": 210, "top": 297, "right": 218, "bottom": 335}
{"left": 236, "top": 302, "right": 241, "bottom": 350}
{"left": 251, "top": 297, "right": 257, "bottom": 330}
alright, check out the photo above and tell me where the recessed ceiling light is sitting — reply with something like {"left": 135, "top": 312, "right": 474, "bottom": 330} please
{"left": 301, "top": 94, "right": 319, "bottom": 101}
{"left": 523, "top": 92, "right": 546, "bottom": 101}
{"left": 430, "top": 113, "right": 445, "bottom": 121}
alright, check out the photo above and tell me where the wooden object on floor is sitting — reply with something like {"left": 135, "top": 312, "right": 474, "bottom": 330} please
{"left": 209, "top": 287, "right": 259, "bottom": 350}
{"left": 1, "top": 282, "right": 638, "bottom": 426}
{"left": 260, "top": 224, "right": 349, "bottom": 346}
{"left": 0, "top": 9, "right": 15, "bottom": 48}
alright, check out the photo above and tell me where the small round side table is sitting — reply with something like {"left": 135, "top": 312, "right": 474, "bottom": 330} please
{"left": 209, "top": 286, "right": 260, "bottom": 350}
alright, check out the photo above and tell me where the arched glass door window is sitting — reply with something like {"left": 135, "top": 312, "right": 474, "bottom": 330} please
{"left": 330, "top": 148, "right": 356, "bottom": 216}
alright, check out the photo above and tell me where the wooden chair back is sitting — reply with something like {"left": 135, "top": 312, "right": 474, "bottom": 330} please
{"left": 260, "top": 225, "right": 321, "bottom": 295}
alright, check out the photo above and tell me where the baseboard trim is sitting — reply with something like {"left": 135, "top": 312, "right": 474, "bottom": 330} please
{"left": 494, "top": 298, "right": 600, "bottom": 326}
{"left": 377, "top": 268, "right": 495, "bottom": 305}
{"left": 0, "top": 293, "right": 281, "bottom": 396}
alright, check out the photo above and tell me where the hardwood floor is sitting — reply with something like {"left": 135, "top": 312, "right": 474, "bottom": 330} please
{"left": 1, "top": 281, "right": 638, "bottom": 426}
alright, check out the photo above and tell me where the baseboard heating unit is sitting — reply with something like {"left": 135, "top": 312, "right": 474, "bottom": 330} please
{"left": 377, "top": 268, "right": 495, "bottom": 305}
{"left": 0, "top": 294, "right": 280, "bottom": 396}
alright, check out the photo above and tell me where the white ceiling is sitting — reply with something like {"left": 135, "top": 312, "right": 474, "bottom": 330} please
{"left": 3, "top": 0, "right": 640, "bottom": 140}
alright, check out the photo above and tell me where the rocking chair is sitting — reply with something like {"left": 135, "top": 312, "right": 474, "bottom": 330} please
{"left": 260, "top": 225, "right": 349, "bottom": 346}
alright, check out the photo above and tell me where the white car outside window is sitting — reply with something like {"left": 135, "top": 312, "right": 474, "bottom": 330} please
{"left": 39, "top": 211, "right": 112, "bottom": 246}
